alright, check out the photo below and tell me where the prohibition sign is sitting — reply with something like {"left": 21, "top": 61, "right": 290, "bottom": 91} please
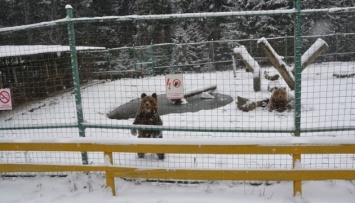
{"left": 0, "top": 90, "right": 11, "bottom": 104}
{"left": 173, "top": 79, "right": 181, "bottom": 88}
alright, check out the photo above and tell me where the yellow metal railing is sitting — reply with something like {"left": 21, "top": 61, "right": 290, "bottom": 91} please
{"left": 0, "top": 140, "right": 355, "bottom": 196}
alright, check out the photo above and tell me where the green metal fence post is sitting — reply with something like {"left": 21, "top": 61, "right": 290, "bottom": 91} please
{"left": 66, "top": 5, "right": 88, "bottom": 164}
{"left": 292, "top": 1, "right": 303, "bottom": 195}
{"left": 293, "top": 0, "right": 302, "bottom": 137}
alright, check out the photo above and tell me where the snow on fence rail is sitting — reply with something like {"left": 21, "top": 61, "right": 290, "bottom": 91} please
{"left": 2, "top": 7, "right": 355, "bottom": 33}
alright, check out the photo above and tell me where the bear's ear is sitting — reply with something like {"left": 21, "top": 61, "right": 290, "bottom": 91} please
{"left": 152, "top": 93, "right": 157, "bottom": 100}
{"left": 141, "top": 93, "right": 147, "bottom": 98}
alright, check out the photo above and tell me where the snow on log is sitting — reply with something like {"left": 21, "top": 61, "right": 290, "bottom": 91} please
{"left": 233, "top": 46, "right": 260, "bottom": 74}
{"left": 257, "top": 37, "right": 295, "bottom": 90}
{"left": 298, "top": 38, "right": 329, "bottom": 73}
{"left": 233, "top": 46, "right": 261, "bottom": 92}
{"left": 184, "top": 85, "right": 217, "bottom": 98}
{"left": 170, "top": 85, "right": 217, "bottom": 104}
{"left": 236, "top": 96, "right": 269, "bottom": 112}
{"left": 264, "top": 71, "right": 280, "bottom": 81}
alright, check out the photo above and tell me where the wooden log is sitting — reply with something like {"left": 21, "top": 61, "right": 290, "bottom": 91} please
{"left": 184, "top": 85, "right": 217, "bottom": 98}
{"left": 333, "top": 73, "right": 355, "bottom": 78}
{"left": 171, "top": 85, "right": 217, "bottom": 104}
{"left": 298, "top": 38, "right": 329, "bottom": 73}
{"left": 264, "top": 71, "right": 280, "bottom": 81}
{"left": 232, "top": 55, "right": 237, "bottom": 78}
{"left": 233, "top": 46, "right": 261, "bottom": 92}
{"left": 236, "top": 96, "right": 256, "bottom": 112}
{"left": 257, "top": 38, "right": 295, "bottom": 90}
{"left": 236, "top": 96, "right": 269, "bottom": 112}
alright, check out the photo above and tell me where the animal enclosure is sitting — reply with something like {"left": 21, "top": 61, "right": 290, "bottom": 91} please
{"left": 0, "top": 1, "right": 354, "bottom": 197}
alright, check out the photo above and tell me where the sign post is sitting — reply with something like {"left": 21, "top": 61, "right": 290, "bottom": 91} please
{"left": 165, "top": 74, "right": 184, "bottom": 100}
{"left": 0, "top": 88, "right": 12, "bottom": 110}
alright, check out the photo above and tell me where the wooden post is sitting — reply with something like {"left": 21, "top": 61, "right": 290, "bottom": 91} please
{"left": 233, "top": 51, "right": 255, "bottom": 73}
{"left": 104, "top": 152, "right": 116, "bottom": 196}
{"left": 233, "top": 46, "right": 261, "bottom": 92}
{"left": 257, "top": 38, "right": 295, "bottom": 90}
{"left": 232, "top": 55, "right": 237, "bottom": 78}
{"left": 292, "top": 153, "right": 302, "bottom": 196}
{"left": 298, "top": 38, "right": 329, "bottom": 73}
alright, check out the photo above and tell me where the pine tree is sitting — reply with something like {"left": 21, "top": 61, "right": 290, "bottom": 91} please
{"left": 172, "top": 20, "right": 208, "bottom": 72}
{"left": 132, "top": 0, "right": 172, "bottom": 45}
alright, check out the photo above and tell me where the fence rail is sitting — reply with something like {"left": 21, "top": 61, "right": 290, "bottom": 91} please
{"left": 1, "top": 139, "right": 355, "bottom": 196}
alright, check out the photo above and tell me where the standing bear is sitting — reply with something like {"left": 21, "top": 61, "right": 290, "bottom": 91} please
{"left": 131, "top": 93, "right": 164, "bottom": 159}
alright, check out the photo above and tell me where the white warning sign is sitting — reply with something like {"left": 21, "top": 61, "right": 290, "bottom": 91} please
{"left": 165, "top": 74, "right": 184, "bottom": 99}
{"left": 0, "top": 88, "right": 12, "bottom": 110}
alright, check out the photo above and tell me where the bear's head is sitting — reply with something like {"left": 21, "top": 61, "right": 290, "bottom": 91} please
{"left": 140, "top": 93, "right": 158, "bottom": 114}
{"left": 272, "top": 87, "right": 287, "bottom": 103}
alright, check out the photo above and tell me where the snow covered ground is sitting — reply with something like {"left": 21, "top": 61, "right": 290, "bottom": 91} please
{"left": 0, "top": 61, "right": 354, "bottom": 202}
{"left": 1, "top": 174, "right": 354, "bottom": 203}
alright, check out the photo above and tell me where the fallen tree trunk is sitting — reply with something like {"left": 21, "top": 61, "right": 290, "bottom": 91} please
{"left": 257, "top": 37, "right": 295, "bottom": 90}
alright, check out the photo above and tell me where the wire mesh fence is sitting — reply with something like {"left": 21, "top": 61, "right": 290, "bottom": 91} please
{"left": 0, "top": 4, "right": 354, "bottom": 176}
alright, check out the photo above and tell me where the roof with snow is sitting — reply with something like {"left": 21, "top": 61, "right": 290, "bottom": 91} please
{"left": 0, "top": 45, "right": 105, "bottom": 58}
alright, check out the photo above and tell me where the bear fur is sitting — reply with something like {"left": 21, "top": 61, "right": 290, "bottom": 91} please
{"left": 268, "top": 87, "right": 293, "bottom": 112}
{"left": 131, "top": 93, "right": 164, "bottom": 159}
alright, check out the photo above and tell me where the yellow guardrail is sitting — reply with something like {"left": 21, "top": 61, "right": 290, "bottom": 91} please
{"left": 0, "top": 139, "right": 355, "bottom": 196}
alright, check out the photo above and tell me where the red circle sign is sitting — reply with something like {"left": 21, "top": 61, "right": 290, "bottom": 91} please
{"left": 173, "top": 79, "right": 181, "bottom": 88}
{"left": 0, "top": 90, "right": 11, "bottom": 104}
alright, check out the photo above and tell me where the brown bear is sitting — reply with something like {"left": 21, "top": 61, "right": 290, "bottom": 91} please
{"left": 131, "top": 93, "right": 164, "bottom": 159}
{"left": 268, "top": 87, "right": 293, "bottom": 112}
